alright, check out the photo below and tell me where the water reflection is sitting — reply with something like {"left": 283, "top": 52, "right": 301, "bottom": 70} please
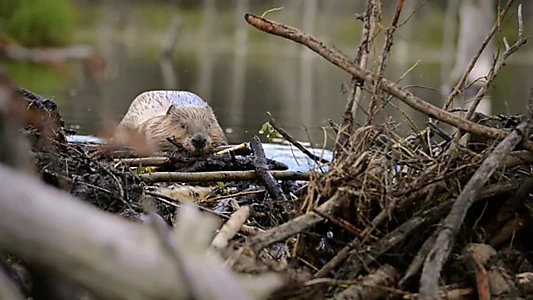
{"left": 4, "top": 1, "right": 533, "bottom": 151}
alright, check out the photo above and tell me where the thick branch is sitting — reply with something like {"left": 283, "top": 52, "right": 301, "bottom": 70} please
{"left": 419, "top": 121, "right": 532, "bottom": 298}
{"left": 0, "top": 164, "right": 188, "bottom": 299}
{"left": 0, "top": 163, "right": 283, "bottom": 299}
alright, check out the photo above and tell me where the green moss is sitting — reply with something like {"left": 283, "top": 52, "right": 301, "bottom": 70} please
{"left": 0, "top": 0, "right": 77, "bottom": 47}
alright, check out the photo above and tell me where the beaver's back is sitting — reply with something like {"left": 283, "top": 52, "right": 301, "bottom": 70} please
{"left": 119, "top": 90, "right": 209, "bottom": 128}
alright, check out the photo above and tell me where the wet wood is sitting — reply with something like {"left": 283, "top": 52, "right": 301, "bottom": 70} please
{"left": 250, "top": 135, "right": 288, "bottom": 201}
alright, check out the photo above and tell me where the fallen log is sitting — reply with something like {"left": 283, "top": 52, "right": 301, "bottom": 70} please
{"left": 0, "top": 163, "right": 284, "bottom": 299}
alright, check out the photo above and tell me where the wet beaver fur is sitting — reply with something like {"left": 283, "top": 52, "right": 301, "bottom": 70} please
{"left": 116, "top": 90, "right": 228, "bottom": 156}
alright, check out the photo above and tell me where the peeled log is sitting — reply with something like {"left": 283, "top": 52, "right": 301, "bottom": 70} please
{"left": 0, "top": 163, "right": 188, "bottom": 300}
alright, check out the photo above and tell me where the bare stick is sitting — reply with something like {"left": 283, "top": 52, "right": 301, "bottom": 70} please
{"left": 114, "top": 157, "right": 170, "bottom": 166}
{"left": 335, "top": 0, "right": 379, "bottom": 156}
{"left": 441, "top": 0, "right": 515, "bottom": 111}
{"left": 243, "top": 13, "right": 533, "bottom": 152}
{"left": 334, "top": 264, "right": 398, "bottom": 300}
{"left": 0, "top": 163, "right": 283, "bottom": 299}
{"left": 419, "top": 120, "right": 533, "bottom": 298}
{"left": 248, "top": 192, "right": 345, "bottom": 251}
{"left": 0, "top": 163, "right": 190, "bottom": 299}
{"left": 367, "top": 0, "right": 404, "bottom": 122}
{"left": 138, "top": 170, "right": 311, "bottom": 184}
{"left": 267, "top": 112, "right": 329, "bottom": 164}
{"left": 250, "top": 135, "right": 287, "bottom": 201}
{"left": 465, "top": 3, "right": 527, "bottom": 119}
{"left": 211, "top": 205, "right": 251, "bottom": 250}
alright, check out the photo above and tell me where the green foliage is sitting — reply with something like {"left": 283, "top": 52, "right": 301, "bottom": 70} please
{"left": 0, "top": 0, "right": 77, "bottom": 47}
{"left": 258, "top": 122, "right": 281, "bottom": 142}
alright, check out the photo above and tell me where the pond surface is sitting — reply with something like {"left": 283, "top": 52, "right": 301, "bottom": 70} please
{"left": 66, "top": 134, "right": 332, "bottom": 172}
{"left": 5, "top": 2, "right": 533, "bottom": 156}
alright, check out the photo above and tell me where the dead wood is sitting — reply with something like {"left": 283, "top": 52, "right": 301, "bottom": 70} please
{"left": 517, "top": 273, "right": 533, "bottom": 294}
{"left": 267, "top": 112, "right": 330, "bottom": 165}
{"left": 420, "top": 119, "right": 533, "bottom": 298}
{"left": 248, "top": 192, "right": 346, "bottom": 252}
{"left": 138, "top": 170, "right": 310, "bottom": 184}
{"left": 250, "top": 135, "right": 288, "bottom": 201}
{"left": 334, "top": 264, "right": 398, "bottom": 300}
{"left": 334, "top": 0, "right": 380, "bottom": 159}
{"left": 0, "top": 164, "right": 284, "bottom": 299}
{"left": 462, "top": 243, "right": 523, "bottom": 299}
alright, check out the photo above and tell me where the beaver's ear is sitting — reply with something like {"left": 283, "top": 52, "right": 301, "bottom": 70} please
{"left": 166, "top": 105, "right": 177, "bottom": 115}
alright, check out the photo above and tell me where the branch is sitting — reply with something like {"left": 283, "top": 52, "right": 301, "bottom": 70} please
{"left": 250, "top": 136, "right": 287, "bottom": 201}
{"left": 243, "top": 13, "right": 533, "bottom": 152}
{"left": 138, "top": 170, "right": 311, "bottom": 184}
{"left": 419, "top": 120, "right": 533, "bottom": 298}
{"left": 465, "top": 3, "right": 528, "bottom": 119}
{"left": 335, "top": 0, "right": 379, "bottom": 156}
{"left": 248, "top": 192, "right": 345, "bottom": 251}
{"left": 267, "top": 112, "right": 330, "bottom": 164}
{"left": 0, "top": 163, "right": 283, "bottom": 299}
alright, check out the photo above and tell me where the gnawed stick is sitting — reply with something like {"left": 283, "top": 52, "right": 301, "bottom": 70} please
{"left": 250, "top": 136, "right": 287, "bottom": 201}
{"left": 138, "top": 170, "right": 311, "bottom": 184}
{"left": 211, "top": 205, "right": 251, "bottom": 250}
{"left": 243, "top": 13, "right": 533, "bottom": 152}
{"left": 420, "top": 120, "right": 533, "bottom": 299}
{"left": 334, "top": 264, "right": 398, "bottom": 300}
{"left": 115, "top": 157, "right": 170, "bottom": 166}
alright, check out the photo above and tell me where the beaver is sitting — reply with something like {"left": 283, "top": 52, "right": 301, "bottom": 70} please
{"left": 115, "top": 90, "right": 228, "bottom": 156}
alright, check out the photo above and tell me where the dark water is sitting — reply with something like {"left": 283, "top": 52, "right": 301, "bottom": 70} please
{"left": 4, "top": 2, "right": 533, "bottom": 151}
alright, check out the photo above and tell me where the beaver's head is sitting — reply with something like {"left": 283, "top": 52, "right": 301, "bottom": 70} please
{"left": 163, "top": 105, "right": 227, "bottom": 156}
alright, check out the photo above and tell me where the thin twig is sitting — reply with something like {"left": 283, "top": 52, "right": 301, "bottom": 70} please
{"left": 267, "top": 112, "right": 330, "bottom": 164}
{"left": 464, "top": 3, "right": 528, "bottom": 119}
{"left": 334, "top": 0, "right": 379, "bottom": 158}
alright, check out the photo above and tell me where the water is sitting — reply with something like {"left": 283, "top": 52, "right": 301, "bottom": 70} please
{"left": 4, "top": 1, "right": 533, "bottom": 158}
{"left": 66, "top": 134, "right": 332, "bottom": 172}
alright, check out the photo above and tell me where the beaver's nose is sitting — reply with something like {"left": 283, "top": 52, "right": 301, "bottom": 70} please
{"left": 191, "top": 135, "right": 207, "bottom": 149}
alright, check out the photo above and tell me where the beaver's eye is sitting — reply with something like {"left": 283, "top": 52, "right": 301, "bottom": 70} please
{"left": 180, "top": 123, "right": 186, "bottom": 129}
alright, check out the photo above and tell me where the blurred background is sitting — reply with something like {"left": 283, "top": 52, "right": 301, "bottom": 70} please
{"left": 1, "top": 0, "right": 532, "bottom": 149}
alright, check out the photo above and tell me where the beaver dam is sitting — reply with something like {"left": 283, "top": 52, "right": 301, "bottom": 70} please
{"left": 2, "top": 2, "right": 533, "bottom": 300}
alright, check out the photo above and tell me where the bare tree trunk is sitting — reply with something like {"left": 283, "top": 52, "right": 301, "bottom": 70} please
{"left": 299, "top": 0, "right": 317, "bottom": 131}
{"left": 446, "top": 0, "right": 494, "bottom": 115}
{"left": 230, "top": 0, "right": 249, "bottom": 134}
{"left": 197, "top": 0, "right": 216, "bottom": 99}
